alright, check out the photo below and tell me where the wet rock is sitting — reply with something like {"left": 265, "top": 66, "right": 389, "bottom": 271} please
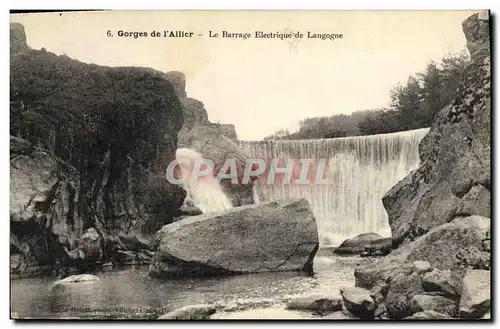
{"left": 459, "top": 269, "right": 490, "bottom": 318}
{"left": 58, "top": 274, "right": 100, "bottom": 283}
{"left": 285, "top": 295, "right": 342, "bottom": 313}
{"left": 157, "top": 304, "right": 216, "bottom": 320}
{"left": 412, "top": 261, "right": 432, "bottom": 274}
{"left": 385, "top": 272, "right": 424, "bottom": 319}
{"left": 150, "top": 199, "right": 319, "bottom": 277}
{"left": 334, "top": 233, "right": 391, "bottom": 255}
{"left": 422, "top": 268, "right": 464, "bottom": 299}
{"left": 404, "top": 310, "right": 452, "bottom": 320}
{"left": 455, "top": 184, "right": 490, "bottom": 217}
{"left": 340, "top": 287, "right": 376, "bottom": 319}
{"left": 408, "top": 295, "right": 457, "bottom": 317}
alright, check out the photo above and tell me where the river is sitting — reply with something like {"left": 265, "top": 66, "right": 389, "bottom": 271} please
{"left": 10, "top": 249, "right": 377, "bottom": 319}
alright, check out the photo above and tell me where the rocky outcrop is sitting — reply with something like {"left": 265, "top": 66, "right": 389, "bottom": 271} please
{"left": 149, "top": 199, "right": 319, "bottom": 277}
{"left": 458, "top": 269, "right": 490, "bottom": 318}
{"left": 10, "top": 23, "right": 185, "bottom": 277}
{"left": 382, "top": 12, "right": 491, "bottom": 247}
{"left": 334, "top": 233, "right": 391, "bottom": 255}
{"left": 408, "top": 295, "right": 457, "bottom": 317}
{"left": 168, "top": 72, "right": 255, "bottom": 207}
{"left": 340, "top": 287, "right": 376, "bottom": 319}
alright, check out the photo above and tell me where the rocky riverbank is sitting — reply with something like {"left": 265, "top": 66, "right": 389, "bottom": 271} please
{"left": 341, "top": 11, "right": 491, "bottom": 320}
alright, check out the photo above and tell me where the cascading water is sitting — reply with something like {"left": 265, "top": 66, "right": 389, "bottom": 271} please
{"left": 238, "top": 128, "right": 430, "bottom": 246}
{"left": 175, "top": 148, "right": 233, "bottom": 213}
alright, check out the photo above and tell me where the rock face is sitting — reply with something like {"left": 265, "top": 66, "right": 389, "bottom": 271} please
{"left": 351, "top": 13, "right": 490, "bottom": 320}
{"left": 334, "top": 233, "right": 391, "bottom": 255}
{"left": 169, "top": 72, "right": 255, "bottom": 207}
{"left": 10, "top": 23, "right": 186, "bottom": 277}
{"left": 458, "top": 269, "right": 490, "bottom": 318}
{"left": 382, "top": 12, "right": 491, "bottom": 247}
{"left": 149, "top": 199, "right": 319, "bottom": 277}
{"left": 383, "top": 216, "right": 490, "bottom": 270}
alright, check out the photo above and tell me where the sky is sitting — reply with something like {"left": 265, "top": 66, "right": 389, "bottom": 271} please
{"left": 10, "top": 10, "right": 478, "bottom": 140}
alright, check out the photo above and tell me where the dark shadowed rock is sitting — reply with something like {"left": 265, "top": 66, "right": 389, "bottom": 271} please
{"left": 286, "top": 295, "right": 342, "bottom": 313}
{"left": 382, "top": 11, "right": 490, "bottom": 247}
{"left": 404, "top": 310, "right": 453, "bottom": 320}
{"left": 149, "top": 199, "right": 319, "bottom": 277}
{"left": 179, "top": 204, "right": 203, "bottom": 216}
{"left": 408, "top": 295, "right": 457, "bottom": 317}
{"left": 10, "top": 22, "right": 186, "bottom": 277}
{"left": 334, "top": 233, "right": 391, "bottom": 255}
{"left": 455, "top": 185, "right": 490, "bottom": 217}
{"left": 459, "top": 269, "right": 490, "bottom": 318}
{"left": 422, "top": 268, "right": 465, "bottom": 299}
{"left": 340, "top": 287, "right": 376, "bottom": 319}
{"left": 157, "top": 304, "right": 216, "bottom": 320}
{"left": 385, "top": 272, "right": 424, "bottom": 319}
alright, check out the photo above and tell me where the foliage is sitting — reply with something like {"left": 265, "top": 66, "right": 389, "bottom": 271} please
{"left": 263, "top": 50, "right": 469, "bottom": 140}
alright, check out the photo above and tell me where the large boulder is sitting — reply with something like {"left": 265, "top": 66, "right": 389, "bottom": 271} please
{"left": 408, "top": 295, "right": 457, "bottom": 317}
{"left": 458, "top": 269, "right": 490, "bottom": 318}
{"left": 149, "top": 199, "right": 319, "bottom": 277}
{"left": 385, "top": 272, "right": 424, "bottom": 319}
{"left": 340, "top": 287, "right": 376, "bottom": 319}
{"left": 356, "top": 215, "right": 489, "bottom": 287}
{"left": 334, "top": 233, "right": 391, "bottom": 255}
{"left": 382, "top": 12, "right": 491, "bottom": 247}
{"left": 10, "top": 23, "right": 186, "bottom": 277}
{"left": 422, "top": 268, "right": 465, "bottom": 299}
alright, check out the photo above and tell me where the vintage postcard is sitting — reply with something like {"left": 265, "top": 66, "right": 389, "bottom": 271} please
{"left": 10, "top": 10, "right": 491, "bottom": 320}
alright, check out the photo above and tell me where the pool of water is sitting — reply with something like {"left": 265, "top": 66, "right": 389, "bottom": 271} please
{"left": 10, "top": 249, "right": 378, "bottom": 319}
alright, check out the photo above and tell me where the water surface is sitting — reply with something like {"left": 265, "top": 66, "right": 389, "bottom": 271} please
{"left": 11, "top": 249, "right": 377, "bottom": 319}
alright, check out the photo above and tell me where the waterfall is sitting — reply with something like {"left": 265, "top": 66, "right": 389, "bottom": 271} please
{"left": 175, "top": 148, "right": 233, "bottom": 213}
{"left": 238, "top": 128, "right": 429, "bottom": 246}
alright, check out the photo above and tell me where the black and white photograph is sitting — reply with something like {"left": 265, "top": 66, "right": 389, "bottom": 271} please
{"left": 9, "top": 9, "right": 491, "bottom": 321}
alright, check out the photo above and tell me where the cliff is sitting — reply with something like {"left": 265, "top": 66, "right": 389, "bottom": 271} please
{"left": 383, "top": 12, "right": 491, "bottom": 248}
{"left": 10, "top": 23, "right": 186, "bottom": 277}
{"left": 166, "top": 72, "right": 254, "bottom": 206}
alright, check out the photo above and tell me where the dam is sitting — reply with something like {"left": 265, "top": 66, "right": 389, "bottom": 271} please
{"left": 238, "top": 128, "right": 430, "bottom": 246}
